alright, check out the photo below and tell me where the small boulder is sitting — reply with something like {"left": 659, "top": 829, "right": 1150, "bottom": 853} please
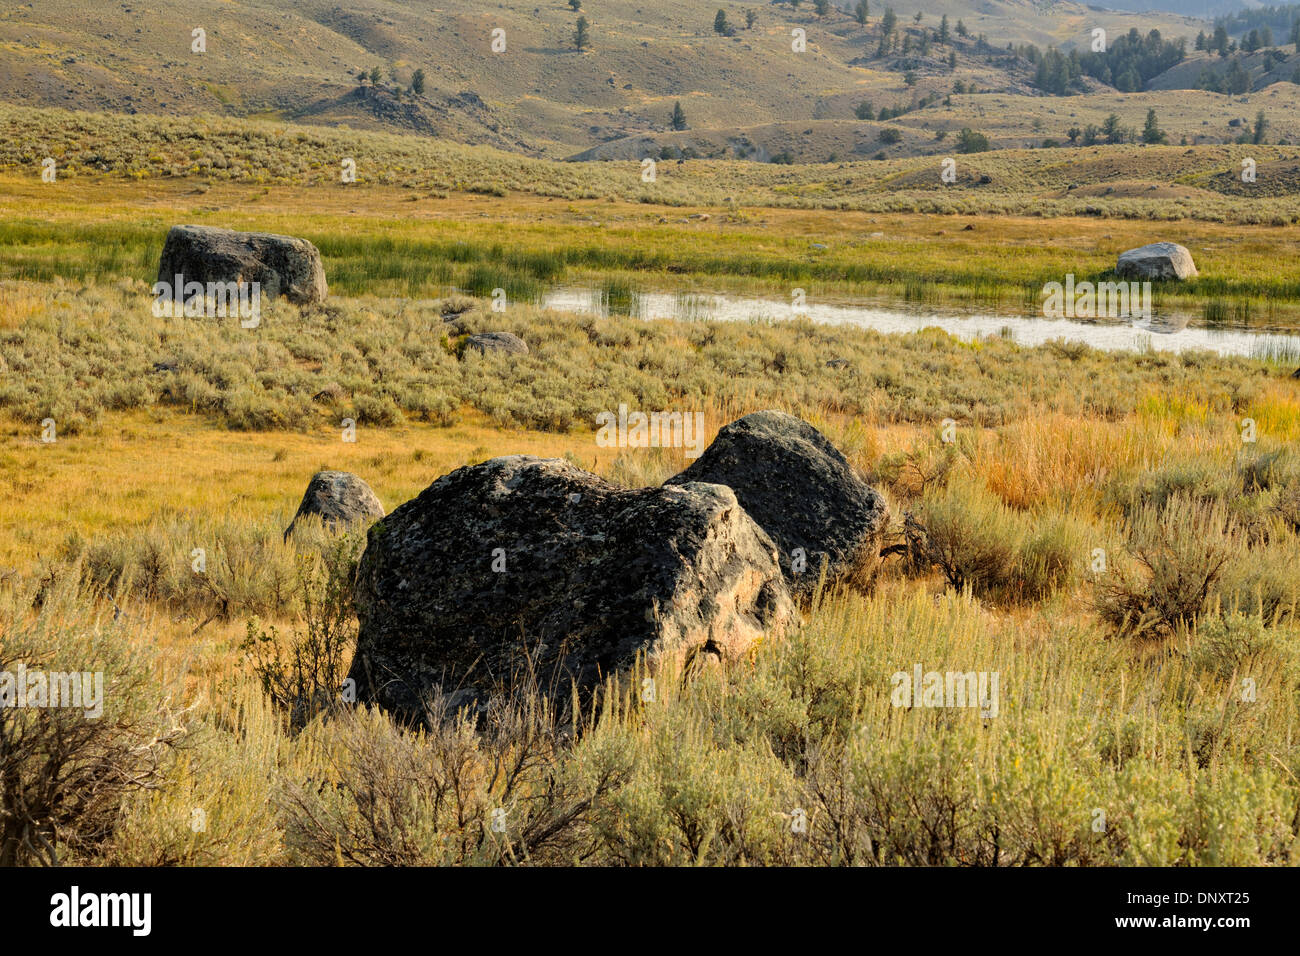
{"left": 1116, "top": 242, "right": 1198, "bottom": 281}
{"left": 157, "top": 224, "right": 328, "bottom": 305}
{"left": 284, "top": 471, "right": 384, "bottom": 540}
{"left": 347, "top": 456, "right": 794, "bottom": 721}
{"left": 464, "top": 331, "right": 528, "bottom": 356}
{"left": 666, "top": 410, "right": 888, "bottom": 598}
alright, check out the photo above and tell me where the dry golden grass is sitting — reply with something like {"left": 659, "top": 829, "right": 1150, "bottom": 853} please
{"left": 0, "top": 406, "right": 631, "bottom": 570}
{"left": 5, "top": 380, "right": 1299, "bottom": 865}
{"left": 0, "top": 283, "right": 45, "bottom": 331}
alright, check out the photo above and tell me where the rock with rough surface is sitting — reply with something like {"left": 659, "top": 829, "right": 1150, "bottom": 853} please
{"left": 666, "top": 410, "right": 888, "bottom": 598}
{"left": 347, "top": 456, "right": 794, "bottom": 720}
{"left": 284, "top": 471, "right": 384, "bottom": 540}
{"left": 1116, "top": 242, "right": 1198, "bottom": 281}
{"left": 157, "top": 224, "right": 328, "bottom": 305}
{"left": 464, "top": 331, "right": 529, "bottom": 356}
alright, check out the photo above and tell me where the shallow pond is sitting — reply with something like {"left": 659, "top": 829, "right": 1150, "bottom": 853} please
{"left": 540, "top": 287, "right": 1300, "bottom": 363}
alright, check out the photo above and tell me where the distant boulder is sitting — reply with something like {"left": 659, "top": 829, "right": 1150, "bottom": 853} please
{"left": 464, "top": 331, "right": 529, "bottom": 356}
{"left": 157, "top": 224, "right": 328, "bottom": 305}
{"left": 666, "top": 410, "right": 889, "bottom": 599}
{"left": 284, "top": 471, "right": 384, "bottom": 541}
{"left": 347, "top": 456, "right": 794, "bottom": 721}
{"left": 1116, "top": 242, "right": 1198, "bottom": 281}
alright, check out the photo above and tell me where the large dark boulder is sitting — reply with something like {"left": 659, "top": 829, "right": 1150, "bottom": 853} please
{"left": 347, "top": 456, "right": 794, "bottom": 721}
{"left": 157, "top": 224, "right": 328, "bottom": 305}
{"left": 666, "top": 410, "right": 888, "bottom": 598}
{"left": 284, "top": 471, "right": 384, "bottom": 541}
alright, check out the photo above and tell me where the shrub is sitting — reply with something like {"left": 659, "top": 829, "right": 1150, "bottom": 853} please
{"left": 956, "top": 128, "right": 990, "bottom": 153}
{"left": 1187, "top": 612, "right": 1284, "bottom": 682}
{"left": 909, "top": 477, "right": 1083, "bottom": 602}
{"left": 242, "top": 534, "right": 362, "bottom": 731}
{"left": 69, "top": 511, "right": 305, "bottom": 620}
{"left": 280, "top": 683, "right": 628, "bottom": 865}
{"left": 1094, "top": 496, "right": 1237, "bottom": 637}
{"left": 0, "top": 575, "right": 184, "bottom": 864}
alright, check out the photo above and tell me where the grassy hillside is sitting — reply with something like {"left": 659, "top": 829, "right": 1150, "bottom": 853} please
{"left": 569, "top": 85, "right": 1300, "bottom": 161}
{"left": 0, "top": 0, "right": 1205, "bottom": 157}
{"left": 5, "top": 103, "right": 1300, "bottom": 225}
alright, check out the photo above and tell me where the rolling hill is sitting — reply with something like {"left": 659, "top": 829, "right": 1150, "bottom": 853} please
{"left": 0, "top": 0, "right": 1209, "bottom": 159}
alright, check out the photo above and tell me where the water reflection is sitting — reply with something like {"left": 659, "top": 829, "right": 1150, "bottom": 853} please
{"left": 540, "top": 288, "right": 1300, "bottom": 362}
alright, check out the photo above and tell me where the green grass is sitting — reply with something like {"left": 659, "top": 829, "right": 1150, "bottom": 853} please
{"left": 9, "top": 104, "right": 1300, "bottom": 323}
{"left": 8, "top": 213, "right": 1300, "bottom": 328}
{"left": 6, "top": 281, "right": 1295, "bottom": 438}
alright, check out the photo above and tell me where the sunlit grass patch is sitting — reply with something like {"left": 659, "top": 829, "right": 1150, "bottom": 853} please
{"left": 1246, "top": 385, "right": 1300, "bottom": 443}
{"left": 1136, "top": 389, "right": 1211, "bottom": 433}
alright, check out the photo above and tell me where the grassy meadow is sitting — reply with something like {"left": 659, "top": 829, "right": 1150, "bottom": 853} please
{"left": 5, "top": 280, "right": 1300, "bottom": 864}
{"left": 7, "top": 105, "right": 1300, "bottom": 326}
{"left": 5, "top": 170, "right": 1300, "bottom": 326}
{"left": 5, "top": 107, "right": 1300, "bottom": 866}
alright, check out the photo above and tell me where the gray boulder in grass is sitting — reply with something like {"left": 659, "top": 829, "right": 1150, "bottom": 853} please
{"left": 284, "top": 471, "right": 384, "bottom": 541}
{"left": 346, "top": 456, "right": 795, "bottom": 721}
{"left": 464, "top": 331, "right": 529, "bottom": 356}
{"left": 666, "top": 410, "right": 889, "bottom": 599}
{"left": 1115, "top": 242, "right": 1198, "bottom": 281}
{"left": 157, "top": 224, "right": 328, "bottom": 305}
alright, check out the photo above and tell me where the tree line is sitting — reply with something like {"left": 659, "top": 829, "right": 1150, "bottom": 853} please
{"left": 1023, "top": 29, "right": 1186, "bottom": 96}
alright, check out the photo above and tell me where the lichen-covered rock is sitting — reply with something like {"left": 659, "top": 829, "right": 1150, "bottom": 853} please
{"left": 347, "top": 456, "right": 794, "bottom": 721}
{"left": 666, "top": 410, "right": 888, "bottom": 598}
{"left": 1116, "top": 242, "right": 1198, "bottom": 281}
{"left": 284, "top": 471, "right": 384, "bottom": 540}
{"left": 157, "top": 224, "right": 328, "bottom": 304}
{"left": 464, "top": 331, "right": 529, "bottom": 356}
